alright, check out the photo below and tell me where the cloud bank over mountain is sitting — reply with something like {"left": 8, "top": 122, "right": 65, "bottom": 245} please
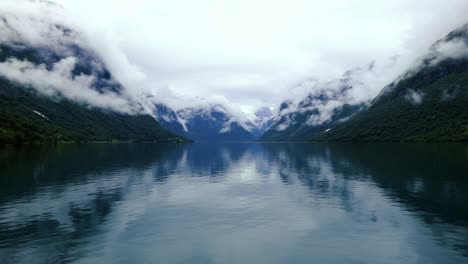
{"left": 0, "top": 0, "right": 467, "bottom": 120}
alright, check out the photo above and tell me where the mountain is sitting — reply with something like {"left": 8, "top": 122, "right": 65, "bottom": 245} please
{"left": 154, "top": 103, "right": 277, "bottom": 141}
{"left": 260, "top": 76, "right": 365, "bottom": 142}
{"left": 246, "top": 107, "right": 276, "bottom": 139}
{"left": 0, "top": 15, "right": 186, "bottom": 144}
{"left": 175, "top": 104, "right": 254, "bottom": 141}
{"left": 0, "top": 79, "right": 185, "bottom": 144}
{"left": 153, "top": 103, "right": 189, "bottom": 138}
{"left": 320, "top": 23, "right": 468, "bottom": 142}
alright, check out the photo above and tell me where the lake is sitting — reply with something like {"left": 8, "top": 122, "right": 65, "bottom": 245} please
{"left": 0, "top": 143, "right": 467, "bottom": 263}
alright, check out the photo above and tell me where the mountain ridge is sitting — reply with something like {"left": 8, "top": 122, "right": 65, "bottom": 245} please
{"left": 319, "top": 23, "right": 468, "bottom": 142}
{"left": 0, "top": 15, "right": 188, "bottom": 144}
{"left": 261, "top": 23, "right": 468, "bottom": 142}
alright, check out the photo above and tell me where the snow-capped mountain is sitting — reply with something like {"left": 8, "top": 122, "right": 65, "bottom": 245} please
{"left": 260, "top": 73, "right": 366, "bottom": 142}
{"left": 246, "top": 107, "right": 276, "bottom": 139}
{"left": 153, "top": 103, "right": 189, "bottom": 137}
{"left": 153, "top": 103, "right": 255, "bottom": 141}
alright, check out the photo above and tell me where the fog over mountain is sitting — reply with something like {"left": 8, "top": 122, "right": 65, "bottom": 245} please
{"left": 0, "top": 0, "right": 467, "bottom": 124}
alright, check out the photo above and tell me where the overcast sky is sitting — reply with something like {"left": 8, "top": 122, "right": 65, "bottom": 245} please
{"left": 2, "top": 0, "right": 468, "bottom": 117}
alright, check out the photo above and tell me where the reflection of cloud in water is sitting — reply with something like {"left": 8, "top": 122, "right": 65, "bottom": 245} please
{"left": 262, "top": 143, "right": 468, "bottom": 259}
{"left": 0, "top": 143, "right": 467, "bottom": 263}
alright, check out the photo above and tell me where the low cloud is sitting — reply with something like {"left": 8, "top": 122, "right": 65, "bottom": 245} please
{"left": 277, "top": 24, "right": 468, "bottom": 126}
{"left": 0, "top": 6, "right": 149, "bottom": 114}
{"left": 275, "top": 60, "right": 402, "bottom": 126}
{"left": 175, "top": 96, "right": 254, "bottom": 131}
{"left": 0, "top": 0, "right": 468, "bottom": 123}
{"left": 0, "top": 57, "right": 141, "bottom": 113}
{"left": 377, "top": 25, "right": 468, "bottom": 100}
{"left": 429, "top": 39, "right": 468, "bottom": 67}
{"left": 405, "top": 89, "right": 424, "bottom": 105}
{"left": 0, "top": 2, "right": 80, "bottom": 48}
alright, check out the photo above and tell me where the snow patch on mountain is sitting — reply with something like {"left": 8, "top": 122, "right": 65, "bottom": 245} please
{"left": 177, "top": 102, "right": 252, "bottom": 133}
{"left": 33, "top": 110, "right": 49, "bottom": 120}
{"left": 244, "top": 107, "right": 276, "bottom": 138}
{"left": 218, "top": 123, "right": 232, "bottom": 134}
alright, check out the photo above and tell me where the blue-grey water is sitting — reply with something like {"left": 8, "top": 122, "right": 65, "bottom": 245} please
{"left": 0, "top": 143, "right": 467, "bottom": 264}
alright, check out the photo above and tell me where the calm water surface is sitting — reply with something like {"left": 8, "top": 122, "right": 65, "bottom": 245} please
{"left": 0, "top": 143, "right": 467, "bottom": 263}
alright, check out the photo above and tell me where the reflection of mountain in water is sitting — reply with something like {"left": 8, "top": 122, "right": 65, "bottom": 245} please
{"left": 0, "top": 143, "right": 467, "bottom": 262}
{"left": 0, "top": 144, "right": 183, "bottom": 263}
{"left": 263, "top": 143, "right": 468, "bottom": 223}
{"left": 262, "top": 143, "right": 468, "bottom": 256}
{"left": 0, "top": 143, "right": 253, "bottom": 263}
{"left": 0, "top": 144, "right": 181, "bottom": 199}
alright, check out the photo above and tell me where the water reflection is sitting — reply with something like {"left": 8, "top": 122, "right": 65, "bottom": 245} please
{"left": 0, "top": 143, "right": 467, "bottom": 263}
{"left": 263, "top": 143, "right": 468, "bottom": 259}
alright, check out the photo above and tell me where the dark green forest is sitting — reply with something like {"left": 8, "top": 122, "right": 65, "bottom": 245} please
{"left": 320, "top": 67, "right": 468, "bottom": 142}
{"left": 0, "top": 79, "right": 187, "bottom": 144}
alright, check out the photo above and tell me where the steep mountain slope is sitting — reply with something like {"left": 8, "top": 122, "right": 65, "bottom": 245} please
{"left": 260, "top": 77, "right": 365, "bottom": 142}
{"left": 153, "top": 103, "right": 189, "bottom": 138}
{"left": 320, "top": 24, "right": 468, "bottom": 142}
{"left": 246, "top": 107, "right": 276, "bottom": 139}
{"left": 0, "top": 16, "right": 186, "bottom": 144}
{"left": 0, "top": 41, "right": 122, "bottom": 94}
{"left": 154, "top": 103, "right": 274, "bottom": 141}
{"left": 176, "top": 104, "right": 254, "bottom": 141}
{"left": 0, "top": 79, "right": 183, "bottom": 144}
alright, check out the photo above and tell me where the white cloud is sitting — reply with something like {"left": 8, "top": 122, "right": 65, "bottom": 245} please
{"left": 0, "top": 1, "right": 78, "bottom": 47}
{"left": 0, "top": 57, "right": 140, "bottom": 113}
{"left": 429, "top": 38, "right": 468, "bottom": 66}
{"left": 405, "top": 89, "right": 424, "bottom": 105}
{"left": 0, "top": 0, "right": 468, "bottom": 120}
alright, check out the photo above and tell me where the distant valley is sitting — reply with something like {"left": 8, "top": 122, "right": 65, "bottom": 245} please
{"left": 0, "top": 11, "right": 467, "bottom": 143}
